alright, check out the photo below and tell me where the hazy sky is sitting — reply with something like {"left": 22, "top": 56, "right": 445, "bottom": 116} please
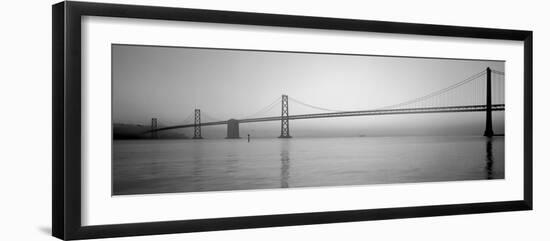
{"left": 112, "top": 44, "right": 504, "bottom": 137}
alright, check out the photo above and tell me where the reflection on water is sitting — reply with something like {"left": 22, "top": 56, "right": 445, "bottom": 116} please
{"left": 113, "top": 136, "right": 505, "bottom": 195}
{"left": 485, "top": 138, "right": 494, "bottom": 179}
{"left": 280, "top": 140, "right": 290, "bottom": 188}
{"left": 148, "top": 159, "right": 159, "bottom": 177}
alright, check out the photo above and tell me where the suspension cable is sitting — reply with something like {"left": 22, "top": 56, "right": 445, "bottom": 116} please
{"left": 378, "top": 69, "right": 487, "bottom": 110}
{"left": 201, "top": 111, "right": 224, "bottom": 122}
{"left": 288, "top": 97, "right": 345, "bottom": 112}
{"left": 242, "top": 96, "right": 282, "bottom": 118}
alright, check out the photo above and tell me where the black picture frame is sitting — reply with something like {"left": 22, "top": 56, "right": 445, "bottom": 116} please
{"left": 52, "top": 1, "right": 533, "bottom": 240}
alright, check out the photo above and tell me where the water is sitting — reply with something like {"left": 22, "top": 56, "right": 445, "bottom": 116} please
{"left": 113, "top": 136, "right": 504, "bottom": 195}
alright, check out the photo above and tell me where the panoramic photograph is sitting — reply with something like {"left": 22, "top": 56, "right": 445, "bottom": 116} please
{"left": 111, "top": 44, "right": 505, "bottom": 196}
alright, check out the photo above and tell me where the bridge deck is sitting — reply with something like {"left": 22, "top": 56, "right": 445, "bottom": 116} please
{"left": 151, "top": 104, "right": 504, "bottom": 132}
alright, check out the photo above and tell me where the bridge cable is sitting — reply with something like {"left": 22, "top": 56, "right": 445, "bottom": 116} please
{"left": 286, "top": 70, "right": 487, "bottom": 113}
{"left": 241, "top": 96, "right": 282, "bottom": 119}
{"left": 377, "top": 69, "right": 487, "bottom": 110}
{"left": 181, "top": 112, "right": 195, "bottom": 124}
{"left": 288, "top": 97, "right": 346, "bottom": 112}
{"left": 201, "top": 111, "right": 225, "bottom": 122}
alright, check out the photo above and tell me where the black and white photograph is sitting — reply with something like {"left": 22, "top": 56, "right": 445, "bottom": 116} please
{"left": 112, "top": 44, "right": 505, "bottom": 195}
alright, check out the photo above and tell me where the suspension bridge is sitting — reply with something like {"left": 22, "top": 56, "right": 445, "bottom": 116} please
{"left": 148, "top": 67, "right": 505, "bottom": 139}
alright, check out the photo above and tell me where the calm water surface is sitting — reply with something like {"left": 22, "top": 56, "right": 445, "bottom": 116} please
{"left": 113, "top": 136, "right": 504, "bottom": 195}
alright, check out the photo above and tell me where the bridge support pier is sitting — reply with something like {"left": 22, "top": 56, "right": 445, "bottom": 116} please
{"left": 226, "top": 119, "right": 241, "bottom": 139}
{"left": 279, "top": 95, "right": 292, "bottom": 138}
{"left": 150, "top": 118, "right": 159, "bottom": 139}
{"left": 484, "top": 67, "right": 494, "bottom": 137}
{"left": 193, "top": 109, "right": 203, "bottom": 139}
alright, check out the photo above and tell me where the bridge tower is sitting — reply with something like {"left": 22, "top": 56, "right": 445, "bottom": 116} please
{"left": 279, "top": 95, "right": 291, "bottom": 138}
{"left": 193, "top": 109, "right": 203, "bottom": 139}
{"left": 484, "top": 67, "right": 494, "bottom": 137}
{"left": 150, "top": 118, "right": 158, "bottom": 139}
